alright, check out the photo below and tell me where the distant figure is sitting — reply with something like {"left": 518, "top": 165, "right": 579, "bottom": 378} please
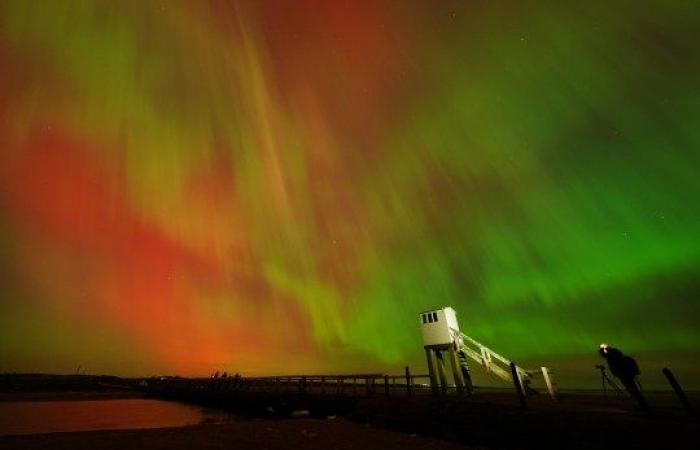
{"left": 599, "top": 343, "right": 648, "bottom": 410}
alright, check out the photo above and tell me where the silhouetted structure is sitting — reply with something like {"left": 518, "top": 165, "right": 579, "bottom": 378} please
{"left": 599, "top": 344, "right": 648, "bottom": 410}
{"left": 420, "top": 306, "right": 556, "bottom": 399}
{"left": 662, "top": 367, "right": 695, "bottom": 416}
{"left": 596, "top": 364, "right": 623, "bottom": 396}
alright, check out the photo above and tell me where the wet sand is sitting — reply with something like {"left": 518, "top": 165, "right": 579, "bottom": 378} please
{"left": 1, "top": 388, "right": 698, "bottom": 449}
{"left": 350, "top": 394, "right": 700, "bottom": 449}
{"left": 0, "top": 418, "right": 470, "bottom": 450}
{"left": 0, "top": 398, "right": 214, "bottom": 436}
{"left": 0, "top": 391, "right": 142, "bottom": 402}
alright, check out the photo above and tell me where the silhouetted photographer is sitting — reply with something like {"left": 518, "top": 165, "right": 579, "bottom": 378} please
{"left": 599, "top": 343, "right": 649, "bottom": 411}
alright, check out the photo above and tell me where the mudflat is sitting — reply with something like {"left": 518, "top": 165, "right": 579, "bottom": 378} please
{"left": 0, "top": 391, "right": 142, "bottom": 402}
{"left": 0, "top": 417, "right": 470, "bottom": 450}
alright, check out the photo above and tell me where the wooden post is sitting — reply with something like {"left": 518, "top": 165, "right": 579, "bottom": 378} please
{"left": 448, "top": 345, "right": 465, "bottom": 395}
{"left": 663, "top": 368, "right": 694, "bottom": 416}
{"left": 425, "top": 348, "right": 439, "bottom": 396}
{"left": 405, "top": 366, "right": 412, "bottom": 397}
{"left": 384, "top": 375, "right": 389, "bottom": 397}
{"left": 510, "top": 362, "right": 527, "bottom": 408}
{"left": 435, "top": 351, "right": 448, "bottom": 395}
{"left": 481, "top": 347, "right": 491, "bottom": 373}
{"left": 541, "top": 367, "right": 557, "bottom": 401}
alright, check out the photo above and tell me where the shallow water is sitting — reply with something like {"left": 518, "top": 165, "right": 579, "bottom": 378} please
{"left": 0, "top": 399, "right": 218, "bottom": 436}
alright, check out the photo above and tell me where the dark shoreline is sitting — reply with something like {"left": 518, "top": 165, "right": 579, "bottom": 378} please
{"left": 145, "top": 385, "right": 700, "bottom": 449}
{"left": 2, "top": 378, "right": 699, "bottom": 449}
{"left": 0, "top": 391, "right": 143, "bottom": 402}
{"left": 0, "top": 416, "right": 466, "bottom": 450}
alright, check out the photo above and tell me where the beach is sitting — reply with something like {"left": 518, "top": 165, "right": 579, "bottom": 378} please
{"left": 0, "top": 416, "right": 468, "bottom": 450}
{"left": 1, "top": 388, "right": 698, "bottom": 450}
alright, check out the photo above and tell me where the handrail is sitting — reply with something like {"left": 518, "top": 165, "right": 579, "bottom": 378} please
{"left": 243, "top": 373, "right": 384, "bottom": 380}
{"left": 453, "top": 328, "right": 531, "bottom": 384}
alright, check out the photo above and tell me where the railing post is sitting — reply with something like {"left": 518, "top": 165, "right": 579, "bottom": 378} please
{"left": 663, "top": 368, "right": 694, "bottom": 416}
{"left": 510, "top": 362, "right": 527, "bottom": 408}
{"left": 541, "top": 367, "right": 557, "bottom": 401}
{"left": 405, "top": 366, "right": 412, "bottom": 397}
{"left": 384, "top": 375, "right": 389, "bottom": 397}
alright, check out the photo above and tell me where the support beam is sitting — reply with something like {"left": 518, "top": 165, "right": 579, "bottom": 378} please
{"left": 541, "top": 367, "right": 557, "bottom": 401}
{"left": 404, "top": 366, "right": 412, "bottom": 397}
{"left": 448, "top": 345, "right": 465, "bottom": 395}
{"left": 510, "top": 362, "right": 527, "bottom": 408}
{"left": 663, "top": 367, "right": 694, "bottom": 416}
{"left": 425, "top": 348, "right": 439, "bottom": 396}
{"left": 435, "top": 350, "right": 448, "bottom": 395}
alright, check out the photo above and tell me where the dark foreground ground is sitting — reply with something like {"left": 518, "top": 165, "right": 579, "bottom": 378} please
{"left": 1, "top": 393, "right": 698, "bottom": 450}
{"left": 0, "top": 416, "right": 468, "bottom": 450}
{"left": 349, "top": 392, "right": 699, "bottom": 449}
{"left": 0, "top": 375, "right": 698, "bottom": 450}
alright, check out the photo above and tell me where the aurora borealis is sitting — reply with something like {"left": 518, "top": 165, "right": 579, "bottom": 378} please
{"left": 0, "top": 0, "right": 699, "bottom": 385}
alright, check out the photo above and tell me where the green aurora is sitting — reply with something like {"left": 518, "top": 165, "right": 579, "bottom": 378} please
{"left": 0, "top": 1, "right": 698, "bottom": 387}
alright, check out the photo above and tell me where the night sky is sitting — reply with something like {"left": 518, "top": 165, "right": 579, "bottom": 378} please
{"left": 1, "top": 1, "right": 698, "bottom": 386}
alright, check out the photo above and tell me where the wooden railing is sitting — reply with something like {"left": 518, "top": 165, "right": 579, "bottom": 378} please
{"left": 149, "top": 368, "right": 436, "bottom": 398}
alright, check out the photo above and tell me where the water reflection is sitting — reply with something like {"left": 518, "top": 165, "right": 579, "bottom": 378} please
{"left": 0, "top": 399, "right": 225, "bottom": 436}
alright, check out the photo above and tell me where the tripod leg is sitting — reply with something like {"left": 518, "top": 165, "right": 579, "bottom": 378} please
{"left": 601, "top": 371, "right": 607, "bottom": 396}
{"left": 607, "top": 375, "right": 624, "bottom": 395}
